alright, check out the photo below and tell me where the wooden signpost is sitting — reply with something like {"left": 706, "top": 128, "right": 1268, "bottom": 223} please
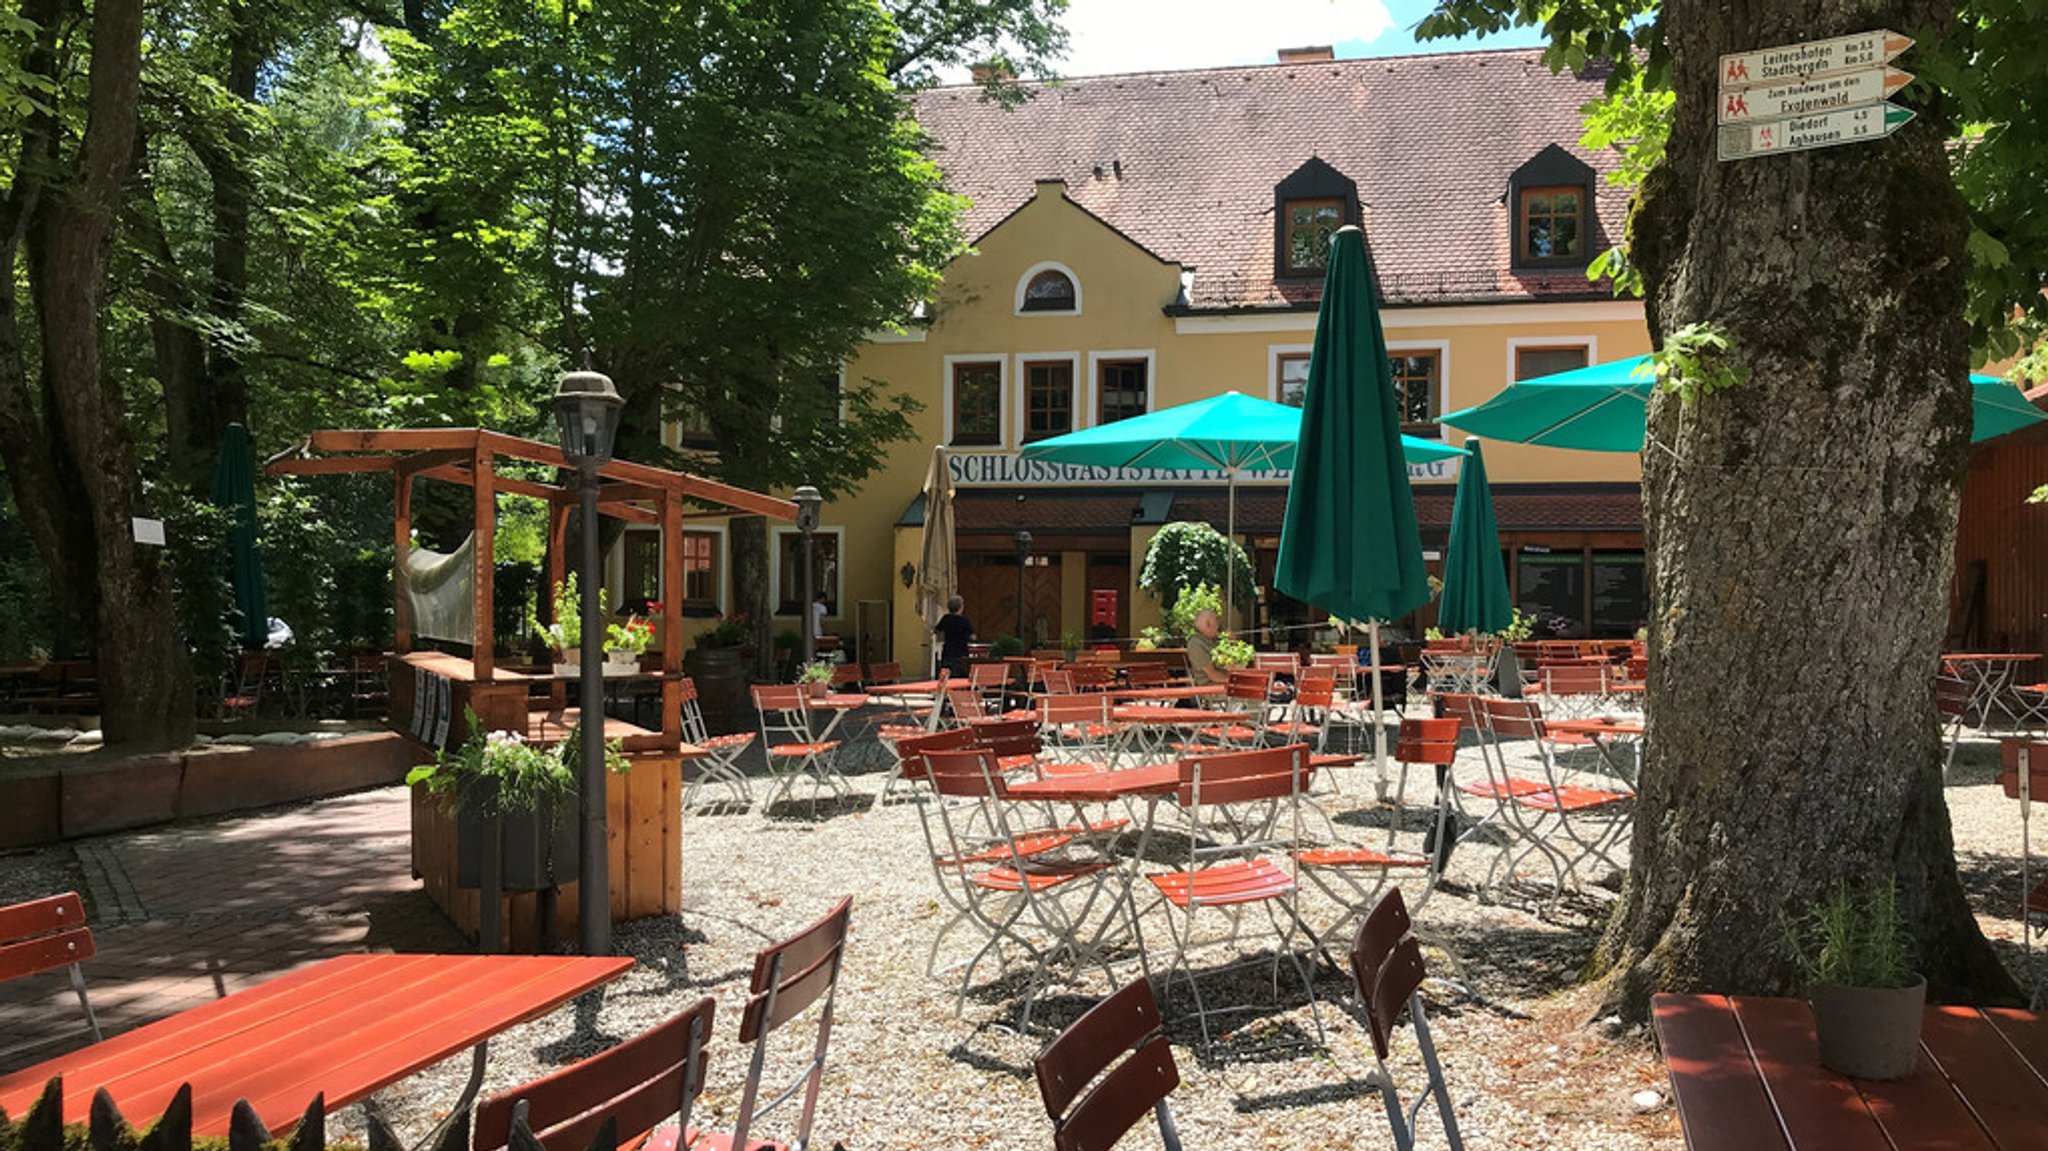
{"left": 1717, "top": 29, "right": 1914, "bottom": 161}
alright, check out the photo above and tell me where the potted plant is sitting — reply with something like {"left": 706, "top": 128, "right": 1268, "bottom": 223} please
{"left": 1211, "top": 635, "right": 1255, "bottom": 671}
{"left": 604, "top": 614, "right": 655, "bottom": 676}
{"left": 533, "top": 574, "right": 609, "bottom": 677}
{"left": 796, "top": 659, "right": 834, "bottom": 696}
{"left": 1060, "top": 630, "right": 1083, "bottom": 662}
{"left": 1784, "top": 879, "right": 1924, "bottom": 1079}
{"left": 405, "top": 710, "right": 621, "bottom": 892}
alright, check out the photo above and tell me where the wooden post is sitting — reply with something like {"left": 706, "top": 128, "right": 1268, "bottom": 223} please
{"left": 473, "top": 443, "right": 497, "bottom": 680}
{"left": 394, "top": 470, "right": 413, "bottom": 653}
{"left": 661, "top": 487, "right": 684, "bottom": 750}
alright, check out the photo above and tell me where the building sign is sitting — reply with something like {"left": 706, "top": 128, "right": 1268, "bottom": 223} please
{"left": 947, "top": 452, "right": 1459, "bottom": 487}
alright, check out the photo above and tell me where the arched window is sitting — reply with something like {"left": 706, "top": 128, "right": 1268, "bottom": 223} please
{"left": 1019, "top": 268, "right": 1078, "bottom": 312}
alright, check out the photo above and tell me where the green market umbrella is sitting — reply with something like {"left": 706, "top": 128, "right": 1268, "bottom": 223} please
{"left": 1437, "top": 437, "right": 1512, "bottom": 636}
{"left": 1020, "top": 390, "right": 1462, "bottom": 630}
{"left": 210, "top": 423, "right": 268, "bottom": 649}
{"left": 1441, "top": 355, "right": 2044, "bottom": 450}
{"left": 1274, "top": 226, "right": 1433, "bottom": 795}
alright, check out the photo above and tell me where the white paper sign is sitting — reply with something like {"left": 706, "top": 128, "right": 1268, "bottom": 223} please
{"left": 132, "top": 518, "right": 167, "bottom": 546}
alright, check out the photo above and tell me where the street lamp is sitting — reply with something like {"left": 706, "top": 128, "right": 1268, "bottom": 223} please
{"left": 553, "top": 369, "right": 622, "bottom": 957}
{"left": 1013, "top": 528, "right": 1033, "bottom": 645}
{"left": 793, "top": 485, "right": 822, "bottom": 668}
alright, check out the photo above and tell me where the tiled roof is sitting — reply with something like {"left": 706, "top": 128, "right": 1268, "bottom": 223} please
{"left": 911, "top": 49, "right": 1627, "bottom": 309}
{"left": 946, "top": 483, "right": 1641, "bottom": 535}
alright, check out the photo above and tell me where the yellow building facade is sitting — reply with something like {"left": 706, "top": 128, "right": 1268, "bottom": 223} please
{"left": 638, "top": 48, "right": 1660, "bottom": 668}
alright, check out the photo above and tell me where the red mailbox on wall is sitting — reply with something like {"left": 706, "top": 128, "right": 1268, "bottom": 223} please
{"left": 1090, "top": 589, "right": 1118, "bottom": 629}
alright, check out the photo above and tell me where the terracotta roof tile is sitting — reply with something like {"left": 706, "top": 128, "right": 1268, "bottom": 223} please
{"left": 913, "top": 49, "right": 1625, "bottom": 309}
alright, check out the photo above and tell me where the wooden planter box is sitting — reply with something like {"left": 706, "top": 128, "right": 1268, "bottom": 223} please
{"left": 412, "top": 752, "right": 683, "bottom": 952}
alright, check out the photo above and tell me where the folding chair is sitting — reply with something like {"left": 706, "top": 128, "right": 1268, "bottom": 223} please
{"left": 828, "top": 663, "right": 864, "bottom": 692}
{"left": 1142, "top": 743, "right": 1324, "bottom": 1055}
{"left": 1437, "top": 693, "right": 1560, "bottom": 900}
{"left": 1482, "top": 697, "right": 1633, "bottom": 900}
{"left": 681, "top": 678, "right": 757, "bottom": 810}
{"left": 221, "top": 650, "right": 270, "bottom": 719}
{"left": 473, "top": 997, "right": 715, "bottom": 1151}
{"left": 688, "top": 898, "right": 852, "bottom": 1151}
{"left": 1122, "top": 663, "right": 1170, "bottom": 689}
{"left": 2000, "top": 739, "right": 2048, "bottom": 1008}
{"left": 969, "top": 661, "right": 1014, "bottom": 712}
{"left": 864, "top": 661, "right": 903, "bottom": 686}
{"left": 0, "top": 892, "right": 101, "bottom": 1055}
{"left": 1530, "top": 663, "right": 1607, "bottom": 718}
{"left": 1039, "top": 693, "right": 1117, "bottom": 768}
{"left": 1936, "top": 674, "right": 1974, "bottom": 775}
{"left": 1295, "top": 720, "right": 1449, "bottom": 948}
{"left": 1182, "top": 669, "right": 1273, "bottom": 752}
{"left": 1033, "top": 979, "right": 1184, "bottom": 1151}
{"left": 752, "top": 685, "right": 849, "bottom": 808}
{"left": 1350, "top": 888, "right": 1464, "bottom": 1151}
{"left": 921, "top": 749, "right": 1118, "bottom": 1025}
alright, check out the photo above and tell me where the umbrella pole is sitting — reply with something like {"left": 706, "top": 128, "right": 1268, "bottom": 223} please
{"left": 1371, "top": 618, "right": 1390, "bottom": 801}
{"left": 1225, "top": 471, "right": 1237, "bottom": 635}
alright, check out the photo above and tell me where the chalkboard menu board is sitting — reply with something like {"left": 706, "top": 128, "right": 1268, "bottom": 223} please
{"left": 1517, "top": 550, "right": 1585, "bottom": 637}
{"left": 1590, "top": 551, "right": 1648, "bottom": 637}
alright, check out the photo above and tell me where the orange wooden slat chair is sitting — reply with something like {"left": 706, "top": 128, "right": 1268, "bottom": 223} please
{"left": 751, "top": 685, "right": 849, "bottom": 809}
{"left": 680, "top": 677, "right": 757, "bottom": 810}
{"left": 0, "top": 892, "right": 102, "bottom": 1050}
{"left": 1144, "top": 743, "right": 1323, "bottom": 1054}
{"left": 687, "top": 898, "right": 854, "bottom": 1151}
{"left": 473, "top": 996, "right": 715, "bottom": 1151}
{"left": 1120, "top": 663, "right": 1169, "bottom": 689}
{"left": 1295, "top": 719, "right": 1447, "bottom": 946}
{"left": 1033, "top": 979, "right": 1184, "bottom": 1151}
{"left": 1351, "top": 888, "right": 1465, "bottom": 1151}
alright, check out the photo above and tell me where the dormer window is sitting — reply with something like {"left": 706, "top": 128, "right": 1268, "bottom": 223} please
{"left": 1518, "top": 186, "right": 1583, "bottom": 263}
{"left": 1015, "top": 262, "right": 1080, "bottom": 314}
{"left": 1507, "top": 144, "right": 1596, "bottom": 270}
{"left": 1272, "top": 157, "right": 1359, "bottom": 280}
{"left": 1283, "top": 199, "right": 1345, "bottom": 276}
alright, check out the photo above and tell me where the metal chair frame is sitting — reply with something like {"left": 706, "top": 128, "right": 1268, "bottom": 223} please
{"left": 680, "top": 678, "right": 756, "bottom": 810}
{"left": 1351, "top": 889, "right": 1465, "bottom": 1151}
{"left": 751, "top": 684, "right": 849, "bottom": 808}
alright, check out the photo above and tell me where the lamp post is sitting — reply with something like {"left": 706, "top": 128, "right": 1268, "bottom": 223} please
{"left": 552, "top": 369, "right": 622, "bottom": 957}
{"left": 1013, "top": 528, "right": 1032, "bottom": 646}
{"left": 793, "top": 485, "right": 822, "bottom": 668}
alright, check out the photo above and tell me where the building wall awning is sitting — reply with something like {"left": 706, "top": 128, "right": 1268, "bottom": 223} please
{"left": 904, "top": 482, "right": 1642, "bottom": 539}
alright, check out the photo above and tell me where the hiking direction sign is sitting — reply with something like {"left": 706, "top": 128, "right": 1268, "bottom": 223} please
{"left": 1717, "top": 30, "right": 1915, "bottom": 161}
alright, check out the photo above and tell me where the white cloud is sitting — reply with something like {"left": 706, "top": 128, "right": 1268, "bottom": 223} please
{"left": 1051, "top": 0, "right": 1397, "bottom": 77}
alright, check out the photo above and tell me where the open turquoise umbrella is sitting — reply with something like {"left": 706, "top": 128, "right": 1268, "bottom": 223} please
{"left": 1275, "top": 225, "right": 1433, "bottom": 794}
{"left": 1442, "top": 355, "right": 2043, "bottom": 450}
{"left": 210, "top": 423, "right": 268, "bottom": 649}
{"left": 1019, "top": 390, "right": 1462, "bottom": 629}
{"left": 1436, "top": 437, "right": 1512, "bottom": 636}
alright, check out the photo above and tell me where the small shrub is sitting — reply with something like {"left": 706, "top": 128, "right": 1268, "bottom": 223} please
{"left": 1783, "top": 879, "right": 1915, "bottom": 989}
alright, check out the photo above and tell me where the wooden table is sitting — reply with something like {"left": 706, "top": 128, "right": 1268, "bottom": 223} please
{"left": 1653, "top": 993, "right": 2048, "bottom": 1151}
{"left": 0, "top": 953, "right": 633, "bottom": 1136}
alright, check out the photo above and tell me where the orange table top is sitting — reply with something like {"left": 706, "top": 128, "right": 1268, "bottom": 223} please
{"left": 1653, "top": 994, "right": 2048, "bottom": 1151}
{"left": 1108, "top": 685, "right": 1226, "bottom": 702}
{"left": 1943, "top": 652, "right": 2039, "bottom": 663}
{"left": 1548, "top": 718, "right": 1646, "bottom": 738}
{"left": 0, "top": 953, "right": 633, "bottom": 1136}
{"left": 1006, "top": 764, "right": 1181, "bottom": 802}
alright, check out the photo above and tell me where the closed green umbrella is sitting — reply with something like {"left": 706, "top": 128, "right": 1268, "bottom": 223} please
{"left": 1442, "top": 355, "right": 2043, "bottom": 449}
{"left": 210, "top": 423, "right": 268, "bottom": 649}
{"left": 1275, "top": 225, "right": 1432, "bottom": 795}
{"left": 1437, "top": 437, "right": 1512, "bottom": 636}
{"left": 1020, "top": 390, "right": 1461, "bottom": 630}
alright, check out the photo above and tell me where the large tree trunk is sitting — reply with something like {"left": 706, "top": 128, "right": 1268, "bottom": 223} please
{"left": 22, "top": 0, "right": 193, "bottom": 748}
{"left": 1590, "top": 0, "right": 2016, "bottom": 1016}
{"left": 729, "top": 516, "right": 773, "bottom": 679}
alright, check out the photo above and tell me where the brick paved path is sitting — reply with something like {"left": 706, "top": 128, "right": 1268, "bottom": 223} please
{"left": 0, "top": 787, "right": 465, "bottom": 1072}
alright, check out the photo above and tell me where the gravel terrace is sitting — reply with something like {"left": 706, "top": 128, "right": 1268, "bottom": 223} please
{"left": 4, "top": 718, "right": 2036, "bottom": 1151}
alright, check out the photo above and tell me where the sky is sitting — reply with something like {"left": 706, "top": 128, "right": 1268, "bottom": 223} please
{"left": 1043, "top": 0, "right": 1545, "bottom": 79}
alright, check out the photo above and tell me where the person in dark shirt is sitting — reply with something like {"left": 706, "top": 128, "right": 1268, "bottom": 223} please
{"left": 934, "top": 595, "right": 974, "bottom": 676}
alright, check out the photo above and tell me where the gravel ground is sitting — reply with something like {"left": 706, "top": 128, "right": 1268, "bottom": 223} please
{"left": 20, "top": 716, "right": 2037, "bottom": 1150}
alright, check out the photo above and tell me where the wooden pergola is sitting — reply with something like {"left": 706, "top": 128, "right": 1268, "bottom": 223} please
{"left": 268, "top": 427, "right": 794, "bottom": 752}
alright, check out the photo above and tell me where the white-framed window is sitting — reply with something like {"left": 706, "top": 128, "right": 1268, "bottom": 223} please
{"left": 1267, "top": 343, "right": 1314, "bottom": 406}
{"left": 1015, "top": 261, "right": 1082, "bottom": 315}
{"left": 1389, "top": 339, "right": 1452, "bottom": 437}
{"left": 1014, "top": 351, "right": 1081, "bottom": 444}
{"left": 770, "top": 526, "right": 842, "bottom": 618}
{"left": 943, "top": 354, "right": 1009, "bottom": 447}
{"left": 1085, "top": 349, "right": 1156, "bottom": 427}
{"left": 1508, "top": 336, "right": 1599, "bottom": 385}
